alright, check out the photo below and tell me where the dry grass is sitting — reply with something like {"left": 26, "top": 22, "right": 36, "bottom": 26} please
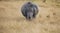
{"left": 0, "top": 1, "right": 60, "bottom": 33}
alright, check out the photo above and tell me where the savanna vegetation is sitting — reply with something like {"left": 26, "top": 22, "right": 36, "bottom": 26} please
{"left": 0, "top": 0, "right": 60, "bottom": 33}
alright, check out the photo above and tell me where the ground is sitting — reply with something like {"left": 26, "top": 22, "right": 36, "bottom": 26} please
{"left": 0, "top": 1, "right": 60, "bottom": 33}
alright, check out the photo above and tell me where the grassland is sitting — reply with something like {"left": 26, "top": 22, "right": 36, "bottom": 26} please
{"left": 0, "top": 0, "right": 60, "bottom": 33}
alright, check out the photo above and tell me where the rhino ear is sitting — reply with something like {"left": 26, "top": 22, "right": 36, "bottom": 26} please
{"left": 27, "top": 2, "right": 31, "bottom": 4}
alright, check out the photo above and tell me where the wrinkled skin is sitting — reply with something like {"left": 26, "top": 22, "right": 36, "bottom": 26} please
{"left": 21, "top": 2, "right": 38, "bottom": 20}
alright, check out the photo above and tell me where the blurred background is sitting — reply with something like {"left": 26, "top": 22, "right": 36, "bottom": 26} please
{"left": 0, "top": 0, "right": 60, "bottom": 33}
